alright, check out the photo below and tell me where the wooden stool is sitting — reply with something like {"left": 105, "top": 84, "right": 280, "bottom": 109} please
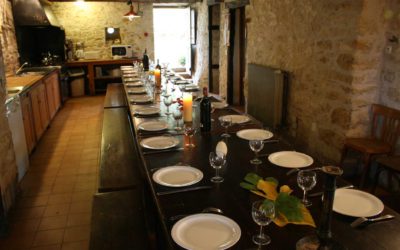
{"left": 373, "top": 156, "right": 400, "bottom": 193}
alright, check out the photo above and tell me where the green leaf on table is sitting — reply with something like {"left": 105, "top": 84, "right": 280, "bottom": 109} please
{"left": 275, "top": 192, "right": 303, "bottom": 222}
{"left": 240, "top": 182, "right": 256, "bottom": 191}
{"left": 264, "top": 177, "right": 279, "bottom": 187}
{"left": 244, "top": 172, "right": 262, "bottom": 186}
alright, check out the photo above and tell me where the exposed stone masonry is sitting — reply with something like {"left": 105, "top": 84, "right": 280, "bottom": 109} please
{"left": 238, "top": 0, "right": 393, "bottom": 161}
{"left": 0, "top": 0, "right": 19, "bottom": 76}
{"left": 51, "top": 2, "right": 155, "bottom": 60}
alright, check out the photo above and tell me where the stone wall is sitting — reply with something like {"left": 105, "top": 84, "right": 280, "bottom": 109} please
{"left": 191, "top": 0, "right": 209, "bottom": 88}
{"left": 210, "top": 0, "right": 392, "bottom": 162}
{"left": 0, "top": 0, "right": 19, "bottom": 76}
{"left": 218, "top": 5, "right": 229, "bottom": 98}
{"left": 51, "top": 2, "right": 155, "bottom": 60}
{"left": 0, "top": 0, "right": 17, "bottom": 214}
{"left": 380, "top": 1, "right": 400, "bottom": 110}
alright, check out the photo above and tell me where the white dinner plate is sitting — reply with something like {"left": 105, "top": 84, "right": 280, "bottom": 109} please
{"left": 175, "top": 80, "right": 189, "bottom": 85}
{"left": 130, "top": 95, "right": 152, "bottom": 104}
{"left": 122, "top": 72, "right": 139, "bottom": 78}
{"left": 138, "top": 121, "right": 168, "bottom": 132}
{"left": 220, "top": 115, "right": 250, "bottom": 124}
{"left": 171, "top": 214, "right": 241, "bottom": 250}
{"left": 124, "top": 77, "right": 141, "bottom": 82}
{"left": 152, "top": 166, "right": 203, "bottom": 187}
{"left": 212, "top": 102, "right": 228, "bottom": 109}
{"left": 127, "top": 87, "right": 147, "bottom": 95}
{"left": 134, "top": 107, "right": 160, "bottom": 116}
{"left": 333, "top": 189, "right": 384, "bottom": 217}
{"left": 183, "top": 84, "right": 200, "bottom": 91}
{"left": 236, "top": 129, "right": 273, "bottom": 141}
{"left": 140, "top": 136, "right": 179, "bottom": 150}
{"left": 268, "top": 151, "right": 313, "bottom": 168}
{"left": 125, "top": 81, "right": 144, "bottom": 87}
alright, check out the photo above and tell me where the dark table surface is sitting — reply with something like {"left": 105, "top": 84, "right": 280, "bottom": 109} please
{"left": 124, "top": 80, "right": 400, "bottom": 250}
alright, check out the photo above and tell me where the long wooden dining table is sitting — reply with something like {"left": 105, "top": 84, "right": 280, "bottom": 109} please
{"left": 122, "top": 75, "right": 400, "bottom": 250}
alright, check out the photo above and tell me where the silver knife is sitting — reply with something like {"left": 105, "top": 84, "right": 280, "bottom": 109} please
{"left": 143, "top": 147, "right": 184, "bottom": 155}
{"left": 308, "top": 185, "right": 354, "bottom": 197}
{"left": 157, "top": 185, "right": 212, "bottom": 196}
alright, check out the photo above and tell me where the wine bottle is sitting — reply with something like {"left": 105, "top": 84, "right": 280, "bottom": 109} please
{"left": 142, "top": 49, "right": 149, "bottom": 71}
{"left": 200, "top": 87, "right": 211, "bottom": 132}
{"left": 155, "top": 59, "right": 161, "bottom": 70}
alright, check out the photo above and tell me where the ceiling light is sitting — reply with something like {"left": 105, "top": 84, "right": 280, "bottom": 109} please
{"left": 123, "top": 1, "right": 141, "bottom": 21}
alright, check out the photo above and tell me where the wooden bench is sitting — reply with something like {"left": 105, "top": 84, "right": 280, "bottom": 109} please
{"left": 89, "top": 189, "right": 151, "bottom": 250}
{"left": 104, "top": 83, "right": 127, "bottom": 108}
{"left": 98, "top": 107, "right": 143, "bottom": 192}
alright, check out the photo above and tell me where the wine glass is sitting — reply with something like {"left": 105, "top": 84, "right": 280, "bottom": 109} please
{"left": 184, "top": 124, "right": 196, "bottom": 147}
{"left": 209, "top": 151, "right": 226, "bottom": 183}
{"left": 163, "top": 95, "right": 173, "bottom": 115}
{"left": 173, "top": 108, "right": 183, "bottom": 131}
{"left": 297, "top": 170, "right": 317, "bottom": 207}
{"left": 252, "top": 200, "right": 275, "bottom": 246}
{"left": 249, "top": 140, "right": 264, "bottom": 165}
{"left": 219, "top": 116, "right": 232, "bottom": 138}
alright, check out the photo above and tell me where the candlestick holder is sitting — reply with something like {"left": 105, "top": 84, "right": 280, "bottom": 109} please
{"left": 296, "top": 166, "right": 346, "bottom": 250}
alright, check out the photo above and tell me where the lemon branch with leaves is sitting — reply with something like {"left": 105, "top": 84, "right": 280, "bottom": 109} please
{"left": 240, "top": 173, "right": 316, "bottom": 227}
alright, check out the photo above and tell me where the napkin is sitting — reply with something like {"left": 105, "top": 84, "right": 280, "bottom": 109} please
{"left": 216, "top": 141, "right": 228, "bottom": 156}
{"left": 240, "top": 173, "right": 316, "bottom": 227}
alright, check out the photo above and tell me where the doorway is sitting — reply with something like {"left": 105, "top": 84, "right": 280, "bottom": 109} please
{"left": 153, "top": 7, "right": 191, "bottom": 69}
{"left": 227, "top": 7, "right": 246, "bottom": 110}
{"left": 208, "top": 4, "right": 221, "bottom": 94}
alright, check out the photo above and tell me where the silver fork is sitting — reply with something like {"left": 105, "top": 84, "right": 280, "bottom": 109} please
{"left": 350, "top": 214, "right": 395, "bottom": 228}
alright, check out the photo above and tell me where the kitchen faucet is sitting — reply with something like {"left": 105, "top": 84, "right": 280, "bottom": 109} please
{"left": 15, "top": 62, "right": 28, "bottom": 75}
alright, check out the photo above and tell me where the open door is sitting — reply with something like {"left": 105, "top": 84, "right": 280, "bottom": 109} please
{"left": 208, "top": 4, "right": 221, "bottom": 94}
{"left": 227, "top": 6, "right": 246, "bottom": 110}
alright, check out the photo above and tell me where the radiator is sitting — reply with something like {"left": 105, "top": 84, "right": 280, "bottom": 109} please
{"left": 247, "top": 64, "right": 289, "bottom": 129}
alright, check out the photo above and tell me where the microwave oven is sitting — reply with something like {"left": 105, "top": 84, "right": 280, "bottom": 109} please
{"left": 111, "top": 45, "right": 133, "bottom": 58}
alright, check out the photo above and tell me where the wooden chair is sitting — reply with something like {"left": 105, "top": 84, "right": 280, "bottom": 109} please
{"left": 340, "top": 104, "right": 400, "bottom": 188}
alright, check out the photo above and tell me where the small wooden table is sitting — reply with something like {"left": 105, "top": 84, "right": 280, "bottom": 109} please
{"left": 66, "top": 58, "right": 138, "bottom": 95}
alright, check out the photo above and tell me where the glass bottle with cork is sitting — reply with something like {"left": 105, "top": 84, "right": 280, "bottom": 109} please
{"left": 200, "top": 87, "right": 211, "bottom": 132}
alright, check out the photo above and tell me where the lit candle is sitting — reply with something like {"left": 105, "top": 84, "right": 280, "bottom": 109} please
{"left": 154, "top": 69, "right": 161, "bottom": 88}
{"left": 183, "top": 92, "right": 193, "bottom": 122}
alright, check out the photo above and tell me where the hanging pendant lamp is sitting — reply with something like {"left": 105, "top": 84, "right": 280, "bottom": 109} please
{"left": 124, "top": 1, "right": 141, "bottom": 21}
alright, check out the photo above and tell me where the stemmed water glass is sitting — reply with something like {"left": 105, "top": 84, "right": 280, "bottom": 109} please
{"left": 297, "top": 170, "right": 317, "bottom": 207}
{"left": 252, "top": 200, "right": 275, "bottom": 246}
{"left": 209, "top": 151, "right": 226, "bottom": 183}
{"left": 219, "top": 116, "right": 232, "bottom": 138}
{"left": 163, "top": 95, "right": 173, "bottom": 115}
{"left": 184, "top": 124, "right": 196, "bottom": 147}
{"left": 249, "top": 140, "right": 264, "bottom": 165}
{"left": 173, "top": 108, "right": 183, "bottom": 131}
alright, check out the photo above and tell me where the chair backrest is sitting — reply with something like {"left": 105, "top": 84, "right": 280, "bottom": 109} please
{"left": 371, "top": 104, "right": 400, "bottom": 152}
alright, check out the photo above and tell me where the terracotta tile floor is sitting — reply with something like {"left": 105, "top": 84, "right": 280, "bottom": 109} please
{"left": 0, "top": 96, "right": 104, "bottom": 250}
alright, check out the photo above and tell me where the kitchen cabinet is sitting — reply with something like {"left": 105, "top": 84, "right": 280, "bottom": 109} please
{"left": 30, "top": 81, "right": 50, "bottom": 140}
{"left": 44, "top": 71, "right": 61, "bottom": 120}
{"left": 20, "top": 92, "right": 36, "bottom": 154}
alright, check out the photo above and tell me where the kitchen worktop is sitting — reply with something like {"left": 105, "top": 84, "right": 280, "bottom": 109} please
{"left": 5, "top": 66, "right": 60, "bottom": 104}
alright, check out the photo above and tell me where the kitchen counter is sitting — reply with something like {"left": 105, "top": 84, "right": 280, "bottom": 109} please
{"left": 5, "top": 66, "right": 60, "bottom": 104}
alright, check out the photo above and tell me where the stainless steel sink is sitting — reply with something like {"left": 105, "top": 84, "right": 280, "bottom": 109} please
{"left": 17, "top": 71, "right": 46, "bottom": 76}
{"left": 7, "top": 86, "right": 24, "bottom": 96}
